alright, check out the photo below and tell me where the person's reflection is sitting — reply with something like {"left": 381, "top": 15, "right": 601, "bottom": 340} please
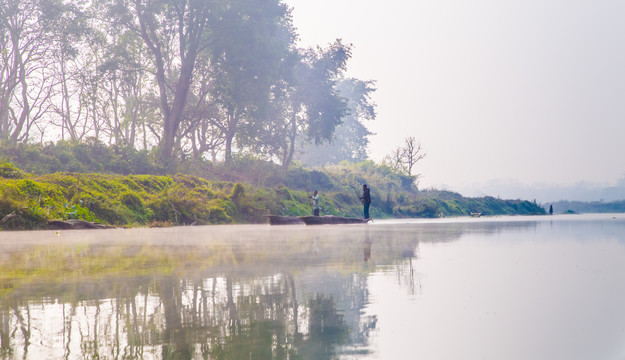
{"left": 363, "top": 228, "right": 371, "bottom": 262}
{"left": 311, "top": 234, "right": 320, "bottom": 256}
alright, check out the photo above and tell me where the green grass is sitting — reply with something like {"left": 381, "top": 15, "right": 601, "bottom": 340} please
{"left": 0, "top": 159, "right": 546, "bottom": 230}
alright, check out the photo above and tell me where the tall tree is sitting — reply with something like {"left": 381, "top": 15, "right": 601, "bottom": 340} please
{"left": 96, "top": 27, "right": 153, "bottom": 148}
{"left": 178, "top": 59, "right": 225, "bottom": 162}
{"left": 47, "top": 0, "right": 93, "bottom": 141}
{"left": 0, "top": 0, "right": 57, "bottom": 143}
{"left": 0, "top": 0, "right": 368, "bottom": 170}
{"left": 297, "top": 77, "right": 376, "bottom": 166}
{"left": 269, "top": 40, "right": 352, "bottom": 172}
{"left": 208, "top": 0, "right": 296, "bottom": 165}
{"left": 102, "top": 0, "right": 213, "bottom": 168}
{"left": 101, "top": 0, "right": 295, "bottom": 168}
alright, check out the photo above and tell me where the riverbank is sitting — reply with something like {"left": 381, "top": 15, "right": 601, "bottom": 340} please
{"left": 0, "top": 162, "right": 545, "bottom": 230}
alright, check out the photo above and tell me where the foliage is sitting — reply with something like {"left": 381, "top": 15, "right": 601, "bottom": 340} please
{"left": 2, "top": 0, "right": 369, "bottom": 171}
{"left": 298, "top": 78, "right": 377, "bottom": 166}
{"left": 0, "top": 162, "right": 26, "bottom": 179}
{"left": 301, "top": 161, "right": 544, "bottom": 218}
{"left": 0, "top": 159, "right": 546, "bottom": 230}
{"left": 393, "top": 193, "right": 545, "bottom": 218}
{"left": 259, "top": 40, "right": 353, "bottom": 171}
{"left": 208, "top": 0, "right": 296, "bottom": 165}
{"left": 0, "top": 169, "right": 252, "bottom": 229}
{"left": 61, "top": 202, "right": 98, "bottom": 222}
{"left": 0, "top": 140, "right": 161, "bottom": 175}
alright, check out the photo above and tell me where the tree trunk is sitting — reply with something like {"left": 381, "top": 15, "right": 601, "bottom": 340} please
{"left": 0, "top": 28, "right": 21, "bottom": 141}
{"left": 152, "top": 26, "right": 200, "bottom": 168}
{"left": 223, "top": 111, "right": 238, "bottom": 165}
{"left": 224, "top": 132, "right": 234, "bottom": 165}
{"left": 9, "top": 51, "right": 29, "bottom": 143}
{"left": 281, "top": 105, "right": 299, "bottom": 173}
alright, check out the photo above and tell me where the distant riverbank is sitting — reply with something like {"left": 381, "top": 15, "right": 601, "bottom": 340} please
{"left": 551, "top": 200, "right": 625, "bottom": 214}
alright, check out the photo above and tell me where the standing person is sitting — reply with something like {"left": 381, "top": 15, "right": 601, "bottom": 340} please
{"left": 361, "top": 184, "right": 371, "bottom": 219}
{"left": 549, "top": 204, "right": 553, "bottom": 215}
{"left": 309, "top": 190, "right": 320, "bottom": 216}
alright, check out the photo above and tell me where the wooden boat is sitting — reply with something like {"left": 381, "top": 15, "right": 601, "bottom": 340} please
{"left": 298, "top": 215, "right": 371, "bottom": 225}
{"left": 266, "top": 215, "right": 304, "bottom": 225}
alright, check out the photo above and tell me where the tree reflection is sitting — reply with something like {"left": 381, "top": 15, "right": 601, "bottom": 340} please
{"left": 0, "top": 220, "right": 512, "bottom": 359}
{"left": 0, "top": 311, "right": 10, "bottom": 356}
{"left": 299, "top": 294, "right": 348, "bottom": 360}
{"left": 0, "top": 272, "right": 363, "bottom": 359}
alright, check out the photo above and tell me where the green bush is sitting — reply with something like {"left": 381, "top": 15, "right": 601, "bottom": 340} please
{"left": 120, "top": 192, "right": 144, "bottom": 212}
{"left": 0, "top": 140, "right": 161, "bottom": 175}
{"left": 62, "top": 202, "right": 98, "bottom": 222}
{"left": 0, "top": 162, "right": 26, "bottom": 179}
{"left": 207, "top": 206, "right": 230, "bottom": 223}
{"left": 230, "top": 183, "right": 245, "bottom": 204}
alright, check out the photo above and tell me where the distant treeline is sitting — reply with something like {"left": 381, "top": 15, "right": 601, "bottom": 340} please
{"left": 551, "top": 200, "right": 625, "bottom": 214}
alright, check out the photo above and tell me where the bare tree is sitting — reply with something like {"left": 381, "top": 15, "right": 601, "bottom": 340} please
{"left": 44, "top": 1, "right": 98, "bottom": 142}
{"left": 108, "top": 0, "right": 213, "bottom": 168}
{"left": 0, "top": 0, "right": 56, "bottom": 143}
{"left": 383, "top": 136, "right": 426, "bottom": 177}
{"left": 177, "top": 58, "right": 226, "bottom": 162}
{"left": 402, "top": 137, "right": 426, "bottom": 176}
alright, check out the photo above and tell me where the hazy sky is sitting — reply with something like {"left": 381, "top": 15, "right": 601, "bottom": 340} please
{"left": 285, "top": 0, "right": 625, "bottom": 194}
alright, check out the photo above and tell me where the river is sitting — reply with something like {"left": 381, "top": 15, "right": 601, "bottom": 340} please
{"left": 1, "top": 214, "right": 624, "bottom": 359}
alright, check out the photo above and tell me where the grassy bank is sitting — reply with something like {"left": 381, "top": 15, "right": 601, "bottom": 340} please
{"left": 0, "top": 162, "right": 259, "bottom": 229}
{"left": 0, "top": 160, "right": 545, "bottom": 230}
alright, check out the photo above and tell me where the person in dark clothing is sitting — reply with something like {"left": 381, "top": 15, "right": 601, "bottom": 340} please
{"left": 549, "top": 204, "right": 553, "bottom": 215}
{"left": 360, "top": 184, "right": 371, "bottom": 219}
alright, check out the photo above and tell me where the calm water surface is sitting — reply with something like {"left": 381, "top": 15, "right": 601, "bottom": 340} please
{"left": 1, "top": 214, "right": 625, "bottom": 359}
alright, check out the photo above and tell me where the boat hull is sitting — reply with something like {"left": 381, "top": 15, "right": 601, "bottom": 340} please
{"left": 266, "top": 215, "right": 304, "bottom": 225}
{"left": 298, "top": 215, "right": 370, "bottom": 225}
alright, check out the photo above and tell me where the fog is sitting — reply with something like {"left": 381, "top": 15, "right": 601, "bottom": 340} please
{"left": 287, "top": 0, "right": 625, "bottom": 198}
{"left": 458, "top": 175, "right": 625, "bottom": 203}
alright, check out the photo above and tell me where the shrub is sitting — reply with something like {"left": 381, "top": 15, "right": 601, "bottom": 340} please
{"left": 61, "top": 202, "right": 98, "bottom": 222}
{"left": 230, "top": 183, "right": 245, "bottom": 204}
{"left": 0, "top": 162, "right": 26, "bottom": 179}
{"left": 207, "top": 206, "right": 230, "bottom": 223}
{"left": 120, "top": 192, "right": 144, "bottom": 212}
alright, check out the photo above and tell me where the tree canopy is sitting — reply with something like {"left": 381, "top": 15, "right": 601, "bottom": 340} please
{"left": 297, "top": 77, "right": 377, "bottom": 166}
{"left": 0, "top": 0, "right": 376, "bottom": 172}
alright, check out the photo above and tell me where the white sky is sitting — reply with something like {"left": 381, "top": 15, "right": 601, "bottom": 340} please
{"left": 284, "top": 0, "right": 625, "bottom": 193}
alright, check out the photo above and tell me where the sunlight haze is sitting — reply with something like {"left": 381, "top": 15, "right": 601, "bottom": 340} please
{"left": 285, "top": 0, "right": 625, "bottom": 196}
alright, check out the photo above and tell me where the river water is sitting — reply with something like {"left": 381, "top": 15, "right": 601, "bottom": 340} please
{"left": 1, "top": 214, "right": 624, "bottom": 360}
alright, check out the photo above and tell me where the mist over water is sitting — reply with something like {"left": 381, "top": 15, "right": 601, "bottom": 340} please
{"left": 1, "top": 214, "right": 624, "bottom": 359}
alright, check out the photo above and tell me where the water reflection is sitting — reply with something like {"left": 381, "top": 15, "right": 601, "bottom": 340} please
{"left": 0, "top": 218, "right": 570, "bottom": 359}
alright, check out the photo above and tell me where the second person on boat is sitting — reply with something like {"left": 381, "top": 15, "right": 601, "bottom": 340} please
{"left": 309, "top": 190, "right": 320, "bottom": 216}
